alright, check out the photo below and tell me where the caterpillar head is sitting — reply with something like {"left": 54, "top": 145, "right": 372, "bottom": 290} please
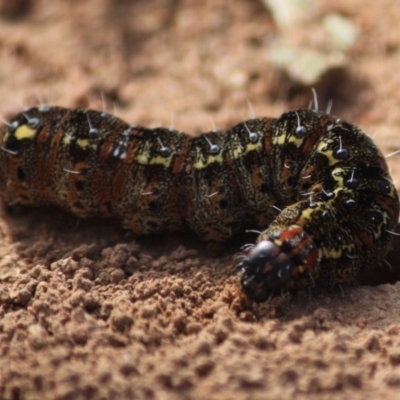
{"left": 238, "top": 226, "right": 320, "bottom": 302}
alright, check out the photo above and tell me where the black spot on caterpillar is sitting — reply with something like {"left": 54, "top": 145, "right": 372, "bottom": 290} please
{"left": 0, "top": 105, "right": 398, "bottom": 301}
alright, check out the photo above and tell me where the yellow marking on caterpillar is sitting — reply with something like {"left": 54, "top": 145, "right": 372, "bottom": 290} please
{"left": 331, "top": 168, "right": 345, "bottom": 187}
{"left": 149, "top": 155, "right": 174, "bottom": 167}
{"left": 272, "top": 129, "right": 304, "bottom": 147}
{"left": 389, "top": 184, "right": 397, "bottom": 198}
{"left": 76, "top": 139, "right": 92, "bottom": 150}
{"left": 245, "top": 141, "right": 262, "bottom": 152}
{"left": 300, "top": 207, "right": 316, "bottom": 220}
{"left": 316, "top": 140, "right": 340, "bottom": 165}
{"left": 62, "top": 130, "right": 76, "bottom": 145}
{"left": 322, "top": 247, "right": 342, "bottom": 259}
{"left": 272, "top": 133, "right": 286, "bottom": 146}
{"left": 136, "top": 150, "right": 174, "bottom": 167}
{"left": 322, "top": 243, "right": 355, "bottom": 259}
{"left": 193, "top": 154, "right": 223, "bottom": 169}
{"left": 14, "top": 125, "right": 36, "bottom": 141}
{"left": 136, "top": 155, "right": 148, "bottom": 164}
{"left": 232, "top": 145, "right": 243, "bottom": 159}
{"left": 231, "top": 140, "right": 262, "bottom": 159}
{"left": 288, "top": 135, "right": 304, "bottom": 147}
{"left": 193, "top": 146, "right": 224, "bottom": 170}
{"left": 373, "top": 210, "right": 390, "bottom": 240}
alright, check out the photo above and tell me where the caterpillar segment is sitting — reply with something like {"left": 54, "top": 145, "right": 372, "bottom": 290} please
{"left": 239, "top": 111, "right": 399, "bottom": 301}
{"left": 0, "top": 106, "right": 398, "bottom": 301}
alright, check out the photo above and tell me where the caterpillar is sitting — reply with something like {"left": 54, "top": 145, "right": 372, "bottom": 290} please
{"left": 0, "top": 105, "right": 398, "bottom": 301}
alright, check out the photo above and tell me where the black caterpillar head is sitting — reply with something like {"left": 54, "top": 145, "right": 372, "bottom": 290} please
{"left": 239, "top": 226, "right": 320, "bottom": 302}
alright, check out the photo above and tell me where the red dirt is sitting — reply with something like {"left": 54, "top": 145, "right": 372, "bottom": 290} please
{"left": 1, "top": 0, "right": 400, "bottom": 399}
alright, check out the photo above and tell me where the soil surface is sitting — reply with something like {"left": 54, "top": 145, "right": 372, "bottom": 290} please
{"left": 1, "top": 0, "right": 400, "bottom": 399}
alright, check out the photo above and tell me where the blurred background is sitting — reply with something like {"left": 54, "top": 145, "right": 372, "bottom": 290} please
{"left": 0, "top": 0, "right": 399, "bottom": 137}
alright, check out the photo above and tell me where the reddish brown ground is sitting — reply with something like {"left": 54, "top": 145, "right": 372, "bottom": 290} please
{"left": 1, "top": 0, "right": 400, "bottom": 399}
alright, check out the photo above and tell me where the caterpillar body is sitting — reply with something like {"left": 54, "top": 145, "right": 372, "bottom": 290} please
{"left": 0, "top": 105, "right": 398, "bottom": 301}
